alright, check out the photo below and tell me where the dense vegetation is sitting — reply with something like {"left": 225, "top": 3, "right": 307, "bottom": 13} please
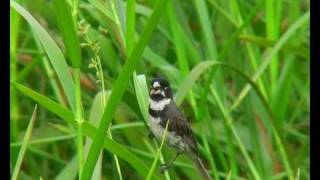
{"left": 10, "top": 0, "right": 310, "bottom": 179}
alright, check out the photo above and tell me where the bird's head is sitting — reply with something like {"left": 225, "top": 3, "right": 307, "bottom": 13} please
{"left": 150, "top": 78, "right": 172, "bottom": 100}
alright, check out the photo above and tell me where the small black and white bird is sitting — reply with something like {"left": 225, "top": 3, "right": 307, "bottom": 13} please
{"left": 148, "top": 78, "right": 212, "bottom": 180}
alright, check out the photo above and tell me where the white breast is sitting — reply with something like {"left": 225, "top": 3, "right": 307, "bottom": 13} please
{"left": 148, "top": 115, "right": 189, "bottom": 151}
{"left": 149, "top": 115, "right": 164, "bottom": 139}
{"left": 149, "top": 98, "right": 171, "bottom": 111}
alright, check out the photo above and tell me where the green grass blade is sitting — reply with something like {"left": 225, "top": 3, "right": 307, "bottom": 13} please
{"left": 133, "top": 72, "right": 149, "bottom": 122}
{"left": 146, "top": 121, "right": 169, "bottom": 180}
{"left": 55, "top": 155, "right": 78, "bottom": 180}
{"left": 167, "top": 1, "right": 189, "bottom": 76}
{"left": 266, "top": 0, "right": 282, "bottom": 92}
{"left": 175, "top": 61, "right": 217, "bottom": 105}
{"left": 193, "top": 0, "right": 217, "bottom": 59}
{"left": 85, "top": 91, "right": 111, "bottom": 180}
{"left": 31, "top": 33, "right": 67, "bottom": 106}
{"left": 230, "top": 11, "right": 310, "bottom": 111}
{"left": 81, "top": 0, "right": 169, "bottom": 178}
{"left": 239, "top": 34, "right": 309, "bottom": 59}
{"left": 88, "top": 0, "right": 115, "bottom": 22}
{"left": 10, "top": 134, "right": 76, "bottom": 147}
{"left": 11, "top": 1, "right": 77, "bottom": 112}
{"left": 126, "top": 0, "right": 136, "bottom": 55}
{"left": 11, "top": 81, "right": 74, "bottom": 125}
{"left": 53, "top": 0, "right": 81, "bottom": 68}
{"left": 11, "top": 105, "right": 38, "bottom": 180}
{"left": 11, "top": 81, "right": 155, "bottom": 179}
{"left": 171, "top": 59, "right": 293, "bottom": 178}
{"left": 143, "top": 47, "right": 182, "bottom": 83}
{"left": 82, "top": 122, "right": 158, "bottom": 179}
{"left": 207, "top": 0, "right": 238, "bottom": 27}
{"left": 210, "top": 86, "right": 261, "bottom": 180}
{"left": 10, "top": 0, "right": 24, "bottom": 143}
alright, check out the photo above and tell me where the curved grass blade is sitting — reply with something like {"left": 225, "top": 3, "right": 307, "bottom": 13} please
{"left": 81, "top": 0, "right": 169, "bottom": 178}
{"left": 171, "top": 60, "right": 293, "bottom": 178}
{"left": 133, "top": 72, "right": 149, "bottom": 122}
{"left": 11, "top": 105, "right": 38, "bottom": 180}
{"left": 11, "top": 81, "right": 157, "bottom": 179}
{"left": 53, "top": 0, "right": 81, "bottom": 68}
{"left": 11, "top": 1, "right": 76, "bottom": 112}
{"left": 146, "top": 121, "right": 169, "bottom": 180}
{"left": 230, "top": 11, "right": 310, "bottom": 111}
{"left": 175, "top": 61, "right": 217, "bottom": 105}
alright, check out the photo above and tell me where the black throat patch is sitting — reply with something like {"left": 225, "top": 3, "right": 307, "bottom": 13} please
{"left": 149, "top": 107, "right": 165, "bottom": 118}
{"left": 150, "top": 94, "right": 165, "bottom": 101}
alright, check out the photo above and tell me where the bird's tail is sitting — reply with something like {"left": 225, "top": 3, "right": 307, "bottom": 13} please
{"left": 189, "top": 153, "right": 212, "bottom": 180}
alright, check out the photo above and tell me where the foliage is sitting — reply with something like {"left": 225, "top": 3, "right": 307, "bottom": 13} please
{"left": 10, "top": 0, "right": 309, "bottom": 179}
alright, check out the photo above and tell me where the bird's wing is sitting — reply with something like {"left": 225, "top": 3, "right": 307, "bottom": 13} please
{"left": 161, "top": 101, "right": 198, "bottom": 153}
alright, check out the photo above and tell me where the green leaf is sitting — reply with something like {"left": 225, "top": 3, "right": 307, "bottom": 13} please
{"left": 10, "top": 81, "right": 74, "bottom": 125}
{"left": 175, "top": 61, "right": 218, "bottom": 105}
{"left": 193, "top": 0, "right": 217, "bottom": 59}
{"left": 55, "top": 155, "right": 78, "bottom": 180}
{"left": 11, "top": 1, "right": 77, "bottom": 112}
{"left": 11, "top": 105, "right": 38, "bottom": 180}
{"left": 146, "top": 121, "right": 169, "bottom": 180}
{"left": 81, "top": 0, "right": 169, "bottom": 178}
{"left": 88, "top": 0, "right": 115, "bottom": 22}
{"left": 11, "top": 81, "right": 155, "bottom": 179}
{"left": 239, "top": 34, "right": 309, "bottom": 59}
{"left": 126, "top": 0, "right": 136, "bottom": 54}
{"left": 53, "top": 0, "right": 82, "bottom": 68}
{"left": 133, "top": 72, "right": 149, "bottom": 123}
{"left": 230, "top": 11, "right": 310, "bottom": 111}
{"left": 210, "top": 86, "right": 261, "bottom": 180}
{"left": 85, "top": 91, "right": 111, "bottom": 180}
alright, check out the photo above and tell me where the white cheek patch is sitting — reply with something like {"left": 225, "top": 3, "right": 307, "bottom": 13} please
{"left": 149, "top": 98, "right": 171, "bottom": 111}
{"left": 153, "top": 81, "right": 160, "bottom": 88}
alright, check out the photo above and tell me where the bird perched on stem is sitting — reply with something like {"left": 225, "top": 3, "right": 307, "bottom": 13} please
{"left": 148, "top": 78, "right": 212, "bottom": 180}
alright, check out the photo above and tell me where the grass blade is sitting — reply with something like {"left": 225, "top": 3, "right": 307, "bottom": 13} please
{"left": 11, "top": 105, "right": 38, "bottom": 180}
{"left": 210, "top": 86, "right": 261, "bottom": 180}
{"left": 81, "top": 0, "right": 169, "bottom": 178}
{"left": 55, "top": 155, "right": 78, "bottom": 180}
{"left": 133, "top": 72, "right": 149, "bottom": 122}
{"left": 126, "top": 0, "right": 136, "bottom": 54}
{"left": 175, "top": 61, "right": 217, "bottom": 105}
{"left": 11, "top": 81, "right": 74, "bottom": 125}
{"left": 146, "top": 121, "right": 169, "bottom": 180}
{"left": 88, "top": 0, "right": 115, "bottom": 22}
{"left": 11, "top": 1, "right": 77, "bottom": 112}
{"left": 11, "top": 81, "right": 156, "bottom": 179}
{"left": 53, "top": 0, "right": 81, "bottom": 68}
{"left": 230, "top": 11, "right": 310, "bottom": 111}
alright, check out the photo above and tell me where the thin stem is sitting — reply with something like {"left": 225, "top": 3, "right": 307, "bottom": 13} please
{"left": 74, "top": 68, "right": 84, "bottom": 179}
{"left": 96, "top": 49, "right": 123, "bottom": 180}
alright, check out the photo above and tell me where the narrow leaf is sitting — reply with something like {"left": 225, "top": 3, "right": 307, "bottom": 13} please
{"left": 11, "top": 1, "right": 77, "bottom": 112}
{"left": 11, "top": 105, "right": 38, "bottom": 180}
{"left": 81, "top": 0, "right": 169, "bottom": 178}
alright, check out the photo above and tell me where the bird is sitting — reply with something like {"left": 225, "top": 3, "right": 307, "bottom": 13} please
{"left": 148, "top": 77, "right": 212, "bottom": 180}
